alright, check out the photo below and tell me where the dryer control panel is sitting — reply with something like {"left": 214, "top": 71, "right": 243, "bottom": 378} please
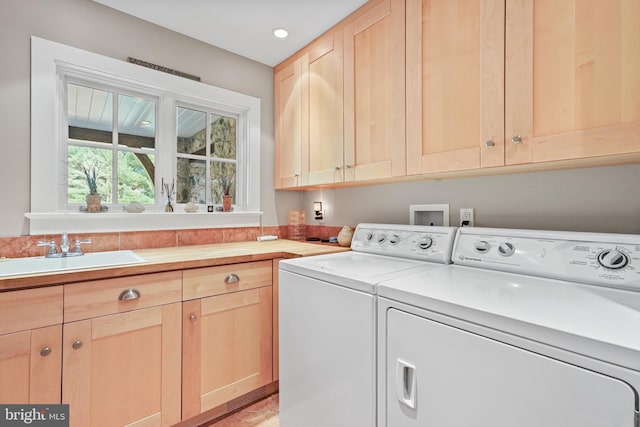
{"left": 352, "top": 223, "right": 457, "bottom": 264}
{"left": 453, "top": 227, "right": 640, "bottom": 291}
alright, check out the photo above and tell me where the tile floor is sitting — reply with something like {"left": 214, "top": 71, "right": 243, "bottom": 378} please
{"left": 208, "top": 393, "right": 279, "bottom": 427}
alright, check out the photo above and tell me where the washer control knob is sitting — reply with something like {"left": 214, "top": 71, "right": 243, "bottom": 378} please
{"left": 365, "top": 232, "right": 374, "bottom": 242}
{"left": 498, "top": 242, "right": 515, "bottom": 257}
{"left": 389, "top": 234, "right": 400, "bottom": 245}
{"left": 376, "top": 234, "right": 386, "bottom": 244}
{"left": 474, "top": 240, "right": 491, "bottom": 254}
{"left": 417, "top": 236, "right": 433, "bottom": 250}
{"left": 597, "top": 249, "right": 630, "bottom": 270}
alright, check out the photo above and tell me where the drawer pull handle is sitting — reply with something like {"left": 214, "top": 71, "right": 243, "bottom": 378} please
{"left": 118, "top": 288, "right": 141, "bottom": 301}
{"left": 40, "top": 347, "right": 52, "bottom": 357}
{"left": 225, "top": 274, "right": 240, "bottom": 284}
{"left": 190, "top": 314, "right": 197, "bottom": 322}
{"left": 72, "top": 340, "right": 83, "bottom": 350}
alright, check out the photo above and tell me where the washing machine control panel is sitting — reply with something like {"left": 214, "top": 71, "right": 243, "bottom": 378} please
{"left": 455, "top": 228, "right": 640, "bottom": 290}
{"left": 352, "top": 223, "right": 457, "bottom": 263}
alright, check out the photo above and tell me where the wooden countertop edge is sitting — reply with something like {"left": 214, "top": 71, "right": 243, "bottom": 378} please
{"left": 0, "top": 240, "right": 349, "bottom": 292}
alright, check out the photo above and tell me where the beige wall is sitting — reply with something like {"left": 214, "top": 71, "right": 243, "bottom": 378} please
{"left": 0, "top": 0, "right": 302, "bottom": 236}
{"left": 302, "top": 163, "right": 640, "bottom": 234}
{"left": 1, "top": 0, "right": 638, "bottom": 237}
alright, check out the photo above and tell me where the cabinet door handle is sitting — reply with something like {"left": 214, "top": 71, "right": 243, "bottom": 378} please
{"left": 40, "top": 347, "right": 52, "bottom": 357}
{"left": 396, "top": 359, "right": 417, "bottom": 409}
{"left": 224, "top": 274, "right": 240, "bottom": 284}
{"left": 511, "top": 135, "right": 523, "bottom": 144}
{"left": 72, "top": 340, "right": 83, "bottom": 350}
{"left": 118, "top": 288, "right": 141, "bottom": 301}
{"left": 189, "top": 314, "right": 197, "bottom": 322}
{"left": 485, "top": 139, "right": 495, "bottom": 147}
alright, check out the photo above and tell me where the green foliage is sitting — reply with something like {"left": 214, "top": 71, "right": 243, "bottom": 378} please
{"left": 82, "top": 162, "right": 99, "bottom": 195}
{"left": 68, "top": 146, "right": 155, "bottom": 204}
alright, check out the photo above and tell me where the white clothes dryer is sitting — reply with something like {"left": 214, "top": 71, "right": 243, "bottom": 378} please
{"left": 279, "top": 223, "right": 457, "bottom": 427}
{"left": 377, "top": 227, "right": 640, "bottom": 427}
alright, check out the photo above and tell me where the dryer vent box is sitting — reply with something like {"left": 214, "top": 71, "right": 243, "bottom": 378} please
{"left": 410, "top": 204, "right": 450, "bottom": 226}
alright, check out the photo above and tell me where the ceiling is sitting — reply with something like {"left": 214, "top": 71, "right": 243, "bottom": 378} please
{"left": 92, "top": 0, "right": 368, "bottom": 67}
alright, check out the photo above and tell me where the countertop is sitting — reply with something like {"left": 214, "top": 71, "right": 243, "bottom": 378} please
{"left": 0, "top": 239, "right": 349, "bottom": 292}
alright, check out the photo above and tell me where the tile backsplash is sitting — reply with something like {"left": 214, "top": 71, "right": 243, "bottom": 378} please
{"left": 0, "top": 225, "right": 345, "bottom": 258}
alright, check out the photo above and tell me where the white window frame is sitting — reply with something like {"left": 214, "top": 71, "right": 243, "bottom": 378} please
{"left": 28, "top": 37, "right": 261, "bottom": 234}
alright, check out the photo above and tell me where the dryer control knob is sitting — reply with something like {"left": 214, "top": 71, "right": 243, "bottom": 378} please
{"left": 597, "top": 249, "right": 630, "bottom": 270}
{"left": 498, "top": 242, "right": 515, "bottom": 257}
{"left": 474, "top": 240, "right": 491, "bottom": 254}
{"left": 389, "top": 234, "right": 400, "bottom": 245}
{"left": 376, "top": 234, "right": 387, "bottom": 244}
{"left": 417, "top": 236, "right": 433, "bottom": 250}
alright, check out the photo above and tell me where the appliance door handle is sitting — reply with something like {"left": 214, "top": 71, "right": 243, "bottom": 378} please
{"left": 396, "top": 359, "right": 417, "bottom": 409}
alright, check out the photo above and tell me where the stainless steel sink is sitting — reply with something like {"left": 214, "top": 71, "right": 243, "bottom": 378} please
{"left": 0, "top": 250, "right": 146, "bottom": 277}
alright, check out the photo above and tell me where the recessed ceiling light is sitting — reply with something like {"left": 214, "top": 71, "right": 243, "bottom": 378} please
{"left": 273, "top": 28, "right": 289, "bottom": 39}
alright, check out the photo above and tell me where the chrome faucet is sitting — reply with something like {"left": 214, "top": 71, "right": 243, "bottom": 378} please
{"left": 37, "top": 232, "right": 92, "bottom": 258}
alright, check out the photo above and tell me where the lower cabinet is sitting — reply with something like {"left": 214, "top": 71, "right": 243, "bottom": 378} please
{"left": 0, "top": 325, "right": 62, "bottom": 404}
{"left": 182, "top": 261, "right": 273, "bottom": 420}
{"left": 0, "top": 286, "right": 63, "bottom": 404}
{"left": 2, "top": 259, "right": 278, "bottom": 426}
{"left": 62, "top": 272, "right": 183, "bottom": 427}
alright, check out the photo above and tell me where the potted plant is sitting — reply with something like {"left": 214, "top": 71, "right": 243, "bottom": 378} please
{"left": 82, "top": 162, "right": 101, "bottom": 213}
{"left": 220, "top": 175, "right": 233, "bottom": 212}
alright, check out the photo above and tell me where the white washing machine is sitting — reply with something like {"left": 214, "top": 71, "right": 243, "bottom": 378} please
{"left": 279, "top": 223, "right": 457, "bottom": 427}
{"left": 377, "top": 227, "right": 640, "bottom": 427}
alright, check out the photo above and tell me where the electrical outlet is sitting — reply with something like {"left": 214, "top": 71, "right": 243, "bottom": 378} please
{"left": 460, "top": 208, "right": 474, "bottom": 227}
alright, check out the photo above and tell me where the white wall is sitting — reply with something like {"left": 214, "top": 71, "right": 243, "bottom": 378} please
{"left": 302, "top": 163, "right": 640, "bottom": 234}
{"left": 0, "top": 0, "right": 301, "bottom": 236}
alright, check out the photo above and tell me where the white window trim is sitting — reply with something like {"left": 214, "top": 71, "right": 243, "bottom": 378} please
{"left": 28, "top": 36, "right": 261, "bottom": 234}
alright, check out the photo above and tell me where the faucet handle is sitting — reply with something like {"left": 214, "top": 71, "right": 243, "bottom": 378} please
{"left": 37, "top": 240, "right": 58, "bottom": 256}
{"left": 73, "top": 238, "right": 92, "bottom": 254}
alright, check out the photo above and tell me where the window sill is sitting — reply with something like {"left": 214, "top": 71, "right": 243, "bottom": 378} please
{"left": 25, "top": 211, "right": 262, "bottom": 235}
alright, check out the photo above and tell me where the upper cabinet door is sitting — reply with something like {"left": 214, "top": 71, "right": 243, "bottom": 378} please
{"left": 406, "top": 0, "right": 506, "bottom": 174}
{"left": 306, "top": 32, "right": 345, "bottom": 185}
{"left": 344, "top": 0, "right": 406, "bottom": 182}
{"left": 274, "top": 58, "right": 305, "bottom": 188}
{"left": 506, "top": 0, "right": 640, "bottom": 164}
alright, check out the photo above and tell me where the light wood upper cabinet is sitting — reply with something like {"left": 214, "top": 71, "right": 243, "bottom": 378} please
{"left": 306, "top": 32, "right": 345, "bottom": 185}
{"left": 0, "top": 286, "right": 63, "bottom": 404}
{"left": 344, "top": 0, "right": 406, "bottom": 181}
{"left": 62, "top": 274, "right": 182, "bottom": 427}
{"left": 505, "top": 0, "right": 640, "bottom": 164}
{"left": 406, "top": 0, "right": 505, "bottom": 174}
{"left": 274, "top": 57, "right": 304, "bottom": 188}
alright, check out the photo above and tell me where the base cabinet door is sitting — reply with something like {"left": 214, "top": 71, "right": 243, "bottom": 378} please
{"left": 0, "top": 285, "right": 63, "bottom": 404}
{"left": 62, "top": 304, "right": 182, "bottom": 427}
{"left": 0, "top": 325, "right": 62, "bottom": 404}
{"left": 182, "top": 287, "right": 273, "bottom": 420}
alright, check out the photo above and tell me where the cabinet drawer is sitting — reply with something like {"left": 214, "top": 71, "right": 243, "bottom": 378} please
{"left": 183, "top": 260, "right": 272, "bottom": 300}
{"left": 64, "top": 271, "right": 182, "bottom": 322}
{"left": 0, "top": 286, "right": 63, "bottom": 335}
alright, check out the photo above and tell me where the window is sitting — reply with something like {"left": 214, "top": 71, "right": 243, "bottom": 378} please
{"left": 29, "top": 37, "right": 261, "bottom": 234}
{"left": 176, "top": 106, "right": 238, "bottom": 206}
{"left": 66, "top": 82, "right": 157, "bottom": 208}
